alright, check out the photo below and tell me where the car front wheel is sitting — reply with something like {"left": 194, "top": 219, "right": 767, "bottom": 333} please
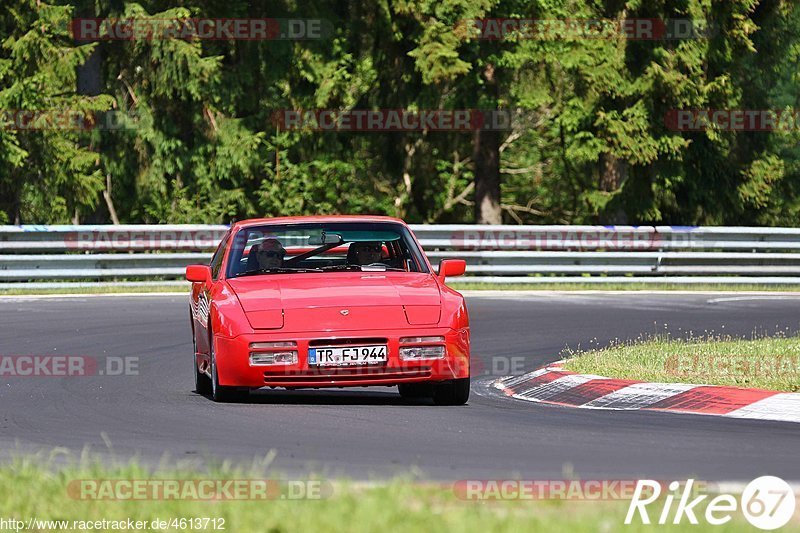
{"left": 398, "top": 382, "right": 434, "bottom": 400}
{"left": 193, "top": 333, "right": 212, "bottom": 395}
{"left": 432, "top": 377, "right": 470, "bottom": 406}
{"left": 210, "top": 334, "right": 248, "bottom": 403}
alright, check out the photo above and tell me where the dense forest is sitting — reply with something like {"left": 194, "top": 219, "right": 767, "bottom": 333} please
{"left": 0, "top": 0, "right": 798, "bottom": 226}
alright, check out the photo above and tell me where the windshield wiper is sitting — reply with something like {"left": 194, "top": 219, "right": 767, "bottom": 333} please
{"left": 360, "top": 265, "right": 406, "bottom": 272}
{"left": 319, "top": 264, "right": 406, "bottom": 272}
{"left": 235, "top": 267, "right": 322, "bottom": 277}
{"left": 319, "top": 264, "right": 360, "bottom": 271}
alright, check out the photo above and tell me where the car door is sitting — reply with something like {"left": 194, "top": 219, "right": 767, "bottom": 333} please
{"left": 194, "top": 230, "right": 230, "bottom": 363}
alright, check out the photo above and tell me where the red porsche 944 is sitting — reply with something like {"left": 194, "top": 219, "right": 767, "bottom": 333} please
{"left": 186, "top": 216, "right": 470, "bottom": 404}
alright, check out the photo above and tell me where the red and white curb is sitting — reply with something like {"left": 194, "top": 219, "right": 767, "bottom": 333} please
{"left": 494, "top": 361, "right": 800, "bottom": 423}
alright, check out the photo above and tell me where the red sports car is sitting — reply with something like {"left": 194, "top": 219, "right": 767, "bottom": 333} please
{"left": 186, "top": 216, "right": 470, "bottom": 404}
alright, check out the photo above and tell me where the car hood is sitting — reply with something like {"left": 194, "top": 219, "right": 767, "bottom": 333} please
{"left": 227, "top": 273, "right": 441, "bottom": 330}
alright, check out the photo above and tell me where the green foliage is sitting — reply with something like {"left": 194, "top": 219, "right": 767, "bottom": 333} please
{"left": 1, "top": 0, "right": 798, "bottom": 225}
{"left": 0, "top": 1, "right": 114, "bottom": 223}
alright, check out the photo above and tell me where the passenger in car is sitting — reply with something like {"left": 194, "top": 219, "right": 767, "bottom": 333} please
{"left": 247, "top": 239, "right": 286, "bottom": 271}
{"left": 347, "top": 241, "right": 383, "bottom": 266}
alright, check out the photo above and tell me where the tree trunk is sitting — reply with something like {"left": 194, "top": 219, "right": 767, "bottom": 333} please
{"left": 599, "top": 152, "right": 628, "bottom": 224}
{"left": 473, "top": 64, "right": 502, "bottom": 225}
{"left": 75, "top": 7, "right": 104, "bottom": 221}
{"left": 599, "top": 152, "right": 627, "bottom": 192}
{"left": 103, "top": 173, "right": 120, "bottom": 224}
{"left": 76, "top": 13, "right": 103, "bottom": 97}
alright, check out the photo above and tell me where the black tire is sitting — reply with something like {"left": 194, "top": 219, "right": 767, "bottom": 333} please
{"left": 210, "top": 333, "right": 249, "bottom": 403}
{"left": 398, "top": 382, "right": 434, "bottom": 399}
{"left": 193, "top": 333, "right": 212, "bottom": 395}
{"left": 432, "top": 377, "right": 470, "bottom": 406}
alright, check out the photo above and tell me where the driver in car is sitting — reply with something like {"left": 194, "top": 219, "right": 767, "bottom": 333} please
{"left": 349, "top": 241, "right": 383, "bottom": 266}
{"left": 252, "top": 238, "right": 286, "bottom": 270}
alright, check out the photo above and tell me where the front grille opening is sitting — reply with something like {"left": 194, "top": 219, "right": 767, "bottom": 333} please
{"left": 263, "top": 367, "right": 432, "bottom": 383}
{"left": 308, "top": 337, "right": 387, "bottom": 347}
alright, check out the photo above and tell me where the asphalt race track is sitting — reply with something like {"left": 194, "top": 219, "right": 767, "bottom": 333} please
{"left": 1, "top": 292, "right": 799, "bottom": 481}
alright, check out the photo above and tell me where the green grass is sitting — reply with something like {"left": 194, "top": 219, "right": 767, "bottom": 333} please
{"left": 0, "top": 285, "right": 186, "bottom": 296}
{"left": 451, "top": 282, "right": 800, "bottom": 292}
{"left": 2, "top": 282, "right": 800, "bottom": 296}
{"left": 0, "top": 455, "right": 783, "bottom": 532}
{"left": 563, "top": 333, "right": 800, "bottom": 392}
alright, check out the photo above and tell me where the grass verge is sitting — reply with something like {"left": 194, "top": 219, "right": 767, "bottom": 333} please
{"left": 2, "top": 282, "right": 800, "bottom": 296}
{"left": 563, "top": 334, "right": 800, "bottom": 392}
{"left": 0, "top": 456, "right": 781, "bottom": 532}
{"left": 0, "top": 285, "right": 186, "bottom": 296}
{"left": 451, "top": 282, "right": 800, "bottom": 292}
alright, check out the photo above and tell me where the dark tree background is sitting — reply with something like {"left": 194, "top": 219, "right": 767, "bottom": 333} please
{"left": 0, "top": 0, "right": 798, "bottom": 226}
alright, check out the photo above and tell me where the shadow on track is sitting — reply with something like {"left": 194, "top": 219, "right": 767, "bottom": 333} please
{"left": 192, "top": 388, "right": 439, "bottom": 406}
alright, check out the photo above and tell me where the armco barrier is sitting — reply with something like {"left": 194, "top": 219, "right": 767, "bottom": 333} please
{"left": 2, "top": 224, "right": 800, "bottom": 285}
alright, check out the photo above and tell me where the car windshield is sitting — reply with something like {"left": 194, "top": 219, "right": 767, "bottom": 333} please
{"left": 225, "top": 222, "right": 430, "bottom": 278}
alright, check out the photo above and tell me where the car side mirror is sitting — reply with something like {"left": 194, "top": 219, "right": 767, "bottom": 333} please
{"left": 438, "top": 259, "right": 466, "bottom": 280}
{"left": 186, "top": 264, "right": 212, "bottom": 284}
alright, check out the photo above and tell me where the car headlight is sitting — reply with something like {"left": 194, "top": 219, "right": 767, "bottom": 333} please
{"left": 250, "top": 341, "right": 298, "bottom": 365}
{"left": 399, "top": 336, "right": 446, "bottom": 359}
{"left": 400, "top": 346, "right": 445, "bottom": 359}
{"left": 250, "top": 341, "right": 296, "bottom": 349}
{"left": 399, "top": 336, "right": 445, "bottom": 345}
{"left": 250, "top": 352, "right": 297, "bottom": 365}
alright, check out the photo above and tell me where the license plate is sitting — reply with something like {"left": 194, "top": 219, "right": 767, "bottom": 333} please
{"left": 308, "top": 345, "right": 388, "bottom": 366}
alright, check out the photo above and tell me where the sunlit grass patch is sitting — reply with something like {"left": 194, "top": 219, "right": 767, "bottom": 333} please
{"left": 452, "top": 282, "right": 800, "bottom": 292}
{"left": 563, "top": 332, "right": 800, "bottom": 392}
{"left": 0, "top": 453, "right": 774, "bottom": 533}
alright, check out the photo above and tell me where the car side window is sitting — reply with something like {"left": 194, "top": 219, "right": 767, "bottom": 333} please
{"left": 209, "top": 232, "right": 231, "bottom": 280}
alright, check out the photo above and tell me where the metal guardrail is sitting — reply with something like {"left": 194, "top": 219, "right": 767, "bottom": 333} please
{"left": 2, "top": 224, "right": 800, "bottom": 285}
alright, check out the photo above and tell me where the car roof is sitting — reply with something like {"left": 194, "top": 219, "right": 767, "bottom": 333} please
{"left": 232, "top": 215, "right": 409, "bottom": 229}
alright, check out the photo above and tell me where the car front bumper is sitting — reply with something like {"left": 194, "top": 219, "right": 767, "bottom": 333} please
{"left": 214, "top": 327, "right": 469, "bottom": 388}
